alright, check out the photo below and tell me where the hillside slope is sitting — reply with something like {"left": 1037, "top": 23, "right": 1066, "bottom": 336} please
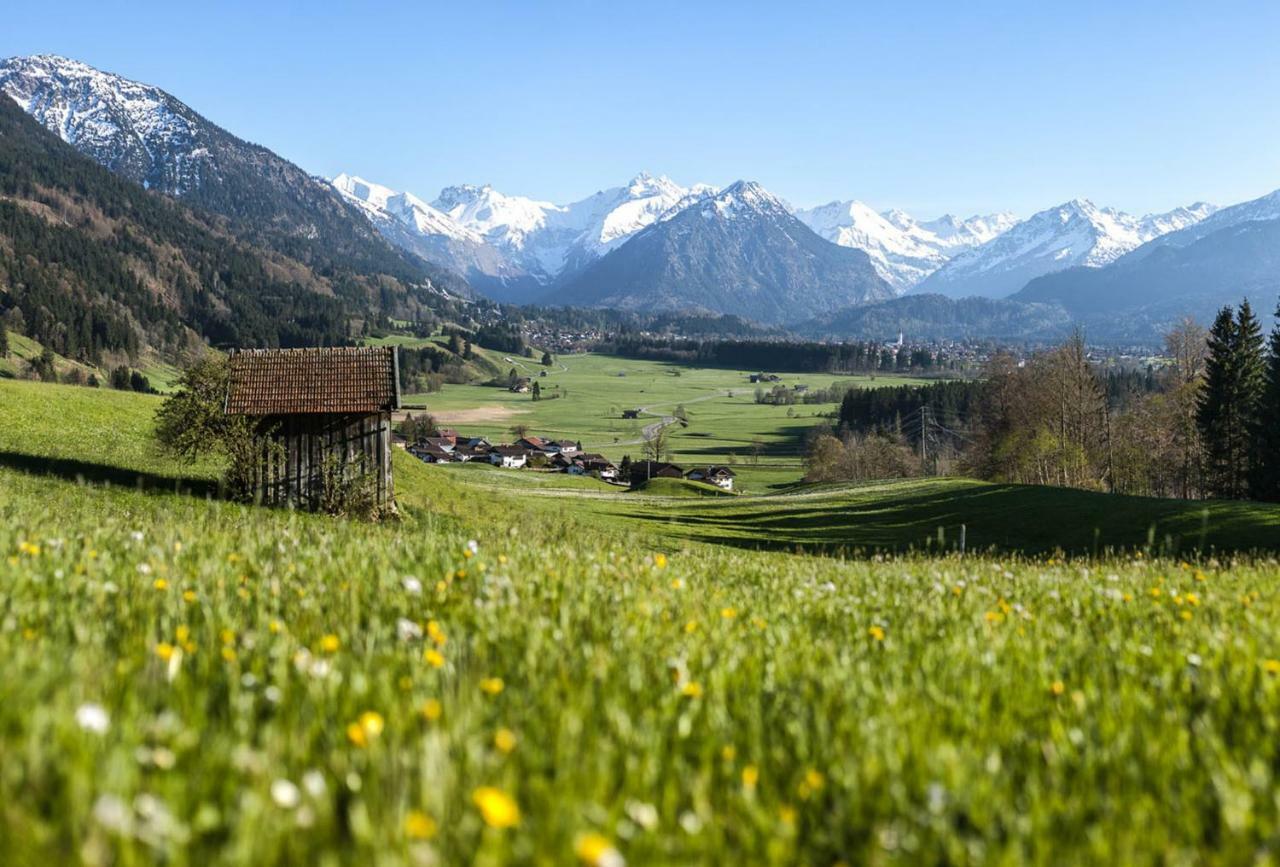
{"left": 0, "top": 54, "right": 471, "bottom": 302}
{"left": 0, "top": 94, "right": 360, "bottom": 358}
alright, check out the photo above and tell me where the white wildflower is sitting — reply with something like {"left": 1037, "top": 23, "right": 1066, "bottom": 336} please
{"left": 402, "top": 576, "right": 423, "bottom": 595}
{"left": 397, "top": 618, "right": 423, "bottom": 642}
{"left": 271, "top": 779, "right": 301, "bottom": 809}
{"left": 75, "top": 703, "right": 110, "bottom": 734}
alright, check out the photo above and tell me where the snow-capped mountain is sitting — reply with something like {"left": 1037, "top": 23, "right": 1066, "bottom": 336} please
{"left": 332, "top": 171, "right": 714, "bottom": 300}
{"left": 914, "top": 198, "right": 1217, "bottom": 298}
{"left": 431, "top": 173, "right": 711, "bottom": 283}
{"left": 332, "top": 173, "right": 534, "bottom": 298}
{"left": 795, "top": 201, "right": 1017, "bottom": 291}
{"left": 1121, "top": 188, "right": 1277, "bottom": 263}
{"left": 555, "top": 180, "right": 894, "bottom": 324}
{"left": 0, "top": 54, "right": 466, "bottom": 295}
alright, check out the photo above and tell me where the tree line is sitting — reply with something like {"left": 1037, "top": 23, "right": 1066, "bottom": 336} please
{"left": 810, "top": 300, "right": 1280, "bottom": 503}
{"left": 601, "top": 336, "right": 962, "bottom": 375}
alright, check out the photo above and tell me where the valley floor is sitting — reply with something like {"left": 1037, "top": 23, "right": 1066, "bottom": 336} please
{"left": 3, "top": 379, "right": 1280, "bottom": 864}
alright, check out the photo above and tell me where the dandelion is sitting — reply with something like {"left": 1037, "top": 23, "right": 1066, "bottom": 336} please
{"left": 681, "top": 681, "right": 703, "bottom": 698}
{"left": 779, "top": 805, "right": 797, "bottom": 826}
{"left": 654, "top": 553, "right": 668, "bottom": 569}
{"left": 721, "top": 745, "right": 736, "bottom": 762}
{"left": 575, "top": 831, "right": 625, "bottom": 866}
{"left": 684, "top": 620, "right": 699, "bottom": 635}
{"left": 720, "top": 607, "right": 737, "bottom": 620}
{"left": 155, "top": 642, "right": 176, "bottom": 662}
{"left": 494, "top": 728, "right": 517, "bottom": 753}
{"left": 404, "top": 810, "right": 437, "bottom": 840}
{"left": 426, "top": 620, "right": 447, "bottom": 646}
{"left": 1051, "top": 680, "right": 1065, "bottom": 696}
{"left": 18, "top": 541, "right": 41, "bottom": 556}
{"left": 742, "top": 765, "right": 759, "bottom": 789}
{"left": 670, "top": 578, "right": 684, "bottom": 590}
{"left": 472, "top": 786, "right": 520, "bottom": 828}
{"left": 868, "top": 625, "right": 885, "bottom": 641}
{"left": 75, "top": 703, "right": 110, "bottom": 734}
{"left": 347, "top": 711, "right": 384, "bottom": 747}
{"left": 805, "top": 769, "right": 825, "bottom": 791}
{"left": 1263, "top": 660, "right": 1280, "bottom": 675}
{"left": 480, "top": 677, "right": 505, "bottom": 696}
{"left": 269, "top": 620, "right": 283, "bottom": 634}
{"left": 153, "top": 578, "right": 168, "bottom": 591}
{"left": 984, "top": 611, "right": 1004, "bottom": 624}
{"left": 182, "top": 590, "right": 197, "bottom": 603}
{"left": 320, "top": 634, "right": 341, "bottom": 653}
{"left": 221, "top": 646, "right": 237, "bottom": 662}
{"left": 421, "top": 698, "right": 443, "bottom": 721}
{"left": 425, "top": 649, "right": 446, "bottom": 669}
{"left": 175, "top": 625, "right": 191, "bottom": 643}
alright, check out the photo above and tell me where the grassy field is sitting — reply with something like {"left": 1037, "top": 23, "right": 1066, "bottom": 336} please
{"left": 400, "top": 351, "right": 924, "bottom": 491}
{"left": 5, "top": 379, "right": 1280, "bottom": 864}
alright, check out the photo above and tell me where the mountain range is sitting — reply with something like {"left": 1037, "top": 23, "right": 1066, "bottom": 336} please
{"left": 1, "top": 52, "right": 1278, "bottom": 347}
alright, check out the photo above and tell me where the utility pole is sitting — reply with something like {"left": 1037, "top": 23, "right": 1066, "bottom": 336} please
{"left": 920, "top": 404, "right": 929, "bottom": 475}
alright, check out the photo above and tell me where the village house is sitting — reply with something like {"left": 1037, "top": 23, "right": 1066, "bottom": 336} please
{"left": 577, "top": 454, "right": 619, "bottom": 480}
{"left": 409, "top": 443, "right": 454, "bottom": 464}
{"left": 622, "top": 409, "right": 641, "bottom": 419}
{"left": 510, "top": 377, "right": 532, "bottom": 394}
{"left": 517, "top": 435, "right": 551, "bottom": 453}
{"left": 491, "top": 446, "right": 529, "bottom": 468}
{"left": 686, "top": 466, "right": 736, "bottom": 491}
{"left": 553, "top": 440, "right": 579, "bottom": 455}
{"left": 224, "top": 346, "right": 400, "bottom": 511}
{"left": 421, "top": 436, "right": 456, "bottom": 453}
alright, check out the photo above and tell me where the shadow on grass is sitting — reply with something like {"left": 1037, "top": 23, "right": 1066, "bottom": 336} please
{"left": 609, "top": 481, "right": 1280, "bottom": 558}
{"left": 0, "top": 450, "right": 219, "bottom": 498}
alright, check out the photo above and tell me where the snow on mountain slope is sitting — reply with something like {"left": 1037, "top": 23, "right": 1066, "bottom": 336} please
{"left": 425, "top": 173, "right": 713, "bottom": 286}
{"left": 333, "top": 173, "right": 480, "bottom": 243}
{"left": 0, "top": 54, "right": 208, "bottom": 195}
{"left": 914, "top": 199, "right": 1216, "bottom": 298}
{"left": 796, "top": 201, "right": 1018, "bottom": 291}
{"left": 1122, "top": 192, "right": 1271, "bottom": 262}
{"left": 555, "top": 180, "right": 894, "bottom": 324}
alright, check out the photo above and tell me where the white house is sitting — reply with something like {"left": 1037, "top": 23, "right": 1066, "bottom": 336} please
{"left": 686, "top": 466, "right": 736, "bottom": 491}
{"left": 491, "top": 446, "right": 528, "bottom": 469}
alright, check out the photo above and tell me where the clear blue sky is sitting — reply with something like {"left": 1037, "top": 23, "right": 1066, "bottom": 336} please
{"left": 5, "top": 1, "right": 1279, "bottom": 218}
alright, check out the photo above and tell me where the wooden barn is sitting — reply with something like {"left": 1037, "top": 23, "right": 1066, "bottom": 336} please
{"left": 225, "top": 346, "right": 401, "bottom": 511}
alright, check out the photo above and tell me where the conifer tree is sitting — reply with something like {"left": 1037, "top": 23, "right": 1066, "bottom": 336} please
{"left": 1197, "top": 301, "right": 1266, "bottom": 498}
{"left": 1252, "top": 298, "right": 1280, "bottom": 501}
{"left": 0, "top": 321, "right": 8, "bottom": 357}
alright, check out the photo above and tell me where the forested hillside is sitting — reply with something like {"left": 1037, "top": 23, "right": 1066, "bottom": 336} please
{"left": 0, "top": 97, "right": 462, "bottom": 362}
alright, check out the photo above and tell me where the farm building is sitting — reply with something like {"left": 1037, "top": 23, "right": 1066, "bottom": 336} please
{"left": 630, "top": 461, "right": 684, "bottom": 487}
{"left": 225, "top": 346, "right": 400, "bottom": 511}
{"left": 686, "top": 466, "right": 736, "bottom": 491}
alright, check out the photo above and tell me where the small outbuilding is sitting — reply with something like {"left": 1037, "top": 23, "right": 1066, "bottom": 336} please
{"left": 225, "top": 346, "right": 401, "bottom": 511}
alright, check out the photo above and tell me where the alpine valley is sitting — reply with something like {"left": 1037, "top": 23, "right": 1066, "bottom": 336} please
{"left": 2, "top": 53, "right": 1279, "bottom": 352}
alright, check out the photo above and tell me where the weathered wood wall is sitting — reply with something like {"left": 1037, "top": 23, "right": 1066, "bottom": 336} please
{"left": 252, "top": 412, "right": 393, "bottom": 510}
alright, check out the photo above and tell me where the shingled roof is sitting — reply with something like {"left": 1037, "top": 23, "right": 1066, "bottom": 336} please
{"left": 225, "top": 347, "right": 400, "bottom": 415}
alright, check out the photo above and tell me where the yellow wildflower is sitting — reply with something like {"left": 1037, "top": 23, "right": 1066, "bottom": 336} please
{"left": 868, "top": 625, "right": 885, "bottom": 641}
{"left": 684, "top": 620, "right": 699, "bottom": 635}
{"left": 494, "top": 728, "right": 517, "bottom": 754}
{"left": 654, "top": 553, "right": 668, "bottom": 569}
{"left": 1051, "top": 680, "right": 1065, "bottom": 696}
{"left": 347, "top": 710, "right": 384, "bottom": 747}
{"left": 221, "top": 646, "right": 237, "bottom": 662}
{"left": 154, "top": 642, "right": 175, "bottom": 662}
{"left": 742, "top": 765, "right": 760, "bottom": 789}
{"left": 427, "top": 620, "right": 447, "bottom": 646}
{"left": 721, "top": 745, "right": 736, "bottom": 762}
{"left": 404, "top": 810, "right": 437, "bottom": 840}
{"left": 1263, "top": 660, "right": 1280, "bottom": 675}
{"left": 480, "top": 677, "right": 505, "bottom": 695}
{"left": 182, "top": 590, "right": 197, "bottom": 603}
{"left": 721, "top": 607, "right": 737, "bottom": 620}
{"left": 153, "top": 578, "right": 168, "bottom": 591}
{"left": 671, "top": 578, "right": 684, "bottom": 590}
{"left": 269, "top": 620, "right": 283, "bottom": 634}
{"left": 220, "top": 629, "right": 236, "bottom": 645}
{"left": 575, "top": 831, "right": 623, "bottom": 866}
{"left": 681, "top": 681, "right": 703, "bottom": 698}
{"left": 320, "top": 634, "right": 341, "bottom": 653}
{"left": 421, "top": 698, "right": 443, "bottom": 721}
{"left": 425, "top": 649, "right": 446, "bottom": 669}
{"left": 472, "top": 786, "right": 520, "bottom": 828}
{"left": 175, "top": 625, "right": 191, "bottom": 643}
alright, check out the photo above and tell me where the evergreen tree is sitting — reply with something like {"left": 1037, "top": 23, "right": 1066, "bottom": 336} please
{"left": 0, "top": 321, "right": 8, "bottom": 357}
{"left": 1252, "top": 298, "right": 1280, "bottom": 501}
{"left": 1198, "top": 302, "right": 1266, "bottom": 498}
{"left": 532, "top": 381, "right": 541, "bottom": 401}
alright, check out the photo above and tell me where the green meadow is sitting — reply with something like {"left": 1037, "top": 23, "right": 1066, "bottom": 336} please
{"left": 399, "top": 350, "right": 923, "bottom": 491}
{"left": 4, "top": 379, "right": 1280, "bottom": 864}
